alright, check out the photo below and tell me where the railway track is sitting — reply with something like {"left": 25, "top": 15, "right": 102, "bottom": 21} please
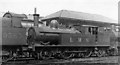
{"left": 1, "top": 56, "right": 119, "bottom": 65}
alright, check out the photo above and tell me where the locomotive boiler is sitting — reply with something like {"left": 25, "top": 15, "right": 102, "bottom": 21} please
{"left": 27, "top": 23, "right": 80, "bottom": 46}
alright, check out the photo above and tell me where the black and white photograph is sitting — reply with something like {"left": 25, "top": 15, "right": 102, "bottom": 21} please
{"left": 0, "top": 0, "right": 119, "bottom": 65}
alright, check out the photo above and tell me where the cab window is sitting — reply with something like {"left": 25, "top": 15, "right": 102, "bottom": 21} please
{"left": 88, "top": 27, "right": 98, "bottom": 35}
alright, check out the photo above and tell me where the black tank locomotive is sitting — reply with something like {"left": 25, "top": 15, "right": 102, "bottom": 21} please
{"left": 26, "top": 12, "right": 118, "bottom": 59}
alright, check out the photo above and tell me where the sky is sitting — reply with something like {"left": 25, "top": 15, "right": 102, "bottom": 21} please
{"left": 0, "top": 0, "right": 119, "bottom": 23}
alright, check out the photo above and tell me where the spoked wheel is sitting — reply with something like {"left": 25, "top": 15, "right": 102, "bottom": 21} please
{"left": 77, "top": 50, "right": 92, "bottom": 58}
{"left": 78, "top": 52, "right": 91, "bottom": 58}
{"left": 2, "top": 51, "right": 12, "bottom": 62}
{"left": 108, "top": 48, "right": 118, "bottom": 56}
{"left": 40, "top": 49, "right": 52, "bottom": 60}
{"left": 2, "top": 51, "right": 17, "bottom": 62}
{"left": 62, "top": 52, "right": 73, "bottom": 59}
{"left": 78, "top": 52, "right": 85, "bottom": 58}
{"left": 84, "top": 51, "right": 92, "bottom": 58}
{"left": 2, "top": 55, "right": 9, "bottom": 61}
{"left": 96, "top": 50, "right": 106, "bottom": 57}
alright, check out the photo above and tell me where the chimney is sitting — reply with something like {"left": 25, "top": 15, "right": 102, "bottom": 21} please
{"left": 33, "top": 8, "right": 39, "bottom": 26}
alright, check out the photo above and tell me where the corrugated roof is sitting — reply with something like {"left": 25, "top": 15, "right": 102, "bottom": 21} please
{"left": 42, "top": 10, "right": 117, "bottom": 23}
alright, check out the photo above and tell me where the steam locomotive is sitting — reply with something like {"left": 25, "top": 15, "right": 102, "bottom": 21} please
{"left": 1, "top": 9, "right": 119, "bottom": 61}
{"left": 26, "top": 10, "right": 119, "bottom": 59}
